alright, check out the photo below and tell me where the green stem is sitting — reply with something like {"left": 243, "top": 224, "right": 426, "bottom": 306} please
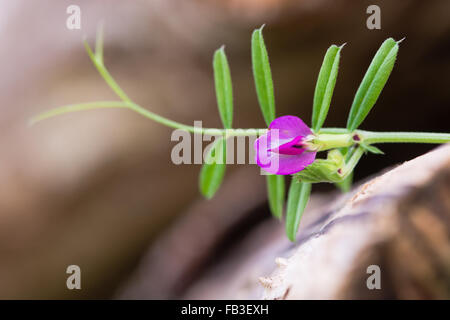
{"left": 31, "top": 40, "right": 450, "bottom": 147}
{"left": 75, "top": 41, "right": 266, "bottom": 137}
{"left": 84, "top": 41, "right": 131, "bottom": 103}
{"left": 30, "top": 100, "right": 450, "bottom": 144}
{"left": 313, "top": 129, "right": 450, "bottom": 151}
{"left": 360, "top": 131, "right": 450, "bottom": 145}
{"left": 29, "top": 101, "right": 126, "bottom": 125}
{"left": 342, "top": 147, "right": 365, "bottom": 175}
{"left": 29, "top": 101, "right": 265, "bottom": 137}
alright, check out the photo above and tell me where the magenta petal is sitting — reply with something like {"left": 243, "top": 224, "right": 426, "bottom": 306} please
{"left": 269, "top": 115, "right": 312, "bottom": 137}
{"left": 255, "top": 115, "right": 316, "bottom": 175}
{"left": 255, "top": 133, "right": 316, "bottom": 175}
{"left": 272, "top": 135, "right": 304, "bottom": 155}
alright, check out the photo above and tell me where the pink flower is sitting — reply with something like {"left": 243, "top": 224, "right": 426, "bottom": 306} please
{"left": 255, "top": 115, "right": 316, "bottom": 175}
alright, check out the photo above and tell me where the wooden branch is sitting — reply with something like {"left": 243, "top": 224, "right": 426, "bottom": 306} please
{"left": 261, "top": 144, "right": 450, "bottom": 299}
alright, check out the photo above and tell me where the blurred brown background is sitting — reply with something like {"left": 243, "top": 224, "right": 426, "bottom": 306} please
{"left": 0, "top": 0, "right": 448, "bottom": 298}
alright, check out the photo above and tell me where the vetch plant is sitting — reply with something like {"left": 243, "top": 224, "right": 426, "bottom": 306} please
{"left": 31, "top": 25, "right": 450, "bottom": 241}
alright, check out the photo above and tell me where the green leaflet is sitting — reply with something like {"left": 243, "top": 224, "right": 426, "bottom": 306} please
{"left": 286, "top": 181, "right": 311, "bottom": 241}
{"left": 347, "top": 38, "right": 399, "bottom": 131}
{"left": 361, "top": 143, "right": 384, "bottom": 154}
{"left": 252, "top": 25, "right": 276, "bottom": 126}
{"left": 213, "top": 46, "right": 233, "bottom": 129}
{"left": 312, "top": 44, "right": 342, "bottom": 132}
{"left": 199, "top": 138, "right": 227, "bottom": 199}
{"left": 252, "top": 26, "right": 283, "bottom": 218}
{"left": 266, "top": 174, "right": 285, "bottom": 219}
